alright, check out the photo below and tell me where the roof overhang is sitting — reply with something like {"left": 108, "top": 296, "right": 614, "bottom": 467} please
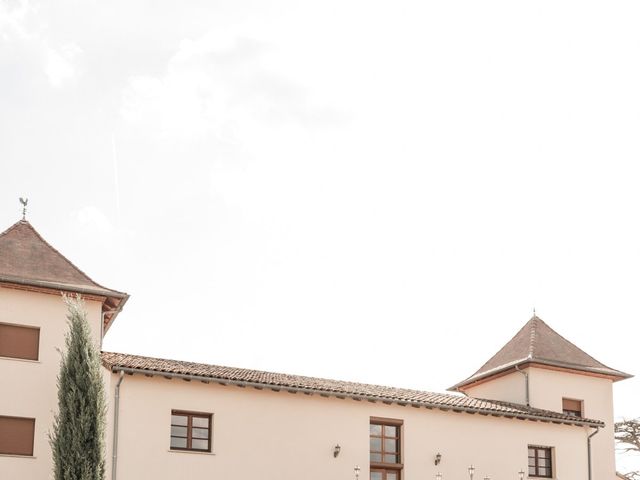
{"left": 450, "top": 358, "right": 633, "bottom": 392}
{"left": 103, "top": 362, "right": 604, "bottom": 428}
{"left": 0, "top": 277, "right": 129, "bottom": 335}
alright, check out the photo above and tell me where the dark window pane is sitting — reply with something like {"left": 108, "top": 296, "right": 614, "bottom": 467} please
{"left": 528, "top": 448, "right": 535, "bottom": 456}
{"left": 370, "top": 424, "right": 382, "bottom": 436}
{"left": 171, "top": 426, "right": 187, "bottom": 437}
{"left": 384, "top": 454, "right": 396, "bottom": 464}
{"left": 370, "top": 473, "right": 383, "bottom": 480}
{"left": 529, "top": 467, "right": 536, "bottom": 475}
{"left": 171, "top": 415, "right": 188, "bottom": 426}
{"left": 384, "top": 425, "right": 397, "bottom": 437}
{"left": 387, "top": 473, "right": 398, "bottom": 480}
{"left": 370, "top": 438, "right": 382, "bottom": 451}
{"left": 192, "top": 439, "right": 208, "bottom": 450}
{"left": 384, "top": 438, "right": 397, "bottom": 453}
{"left": 192, "top": 417, "right": 209, "bottom": 428}
{"left": 370, "top": 453, "right": 382, "bottom": 462}
{"left": 171, "top": 437, "right": 187, "bottom": 448}
{"left": 192, "top": 427, "right": 209, "bottom": 439}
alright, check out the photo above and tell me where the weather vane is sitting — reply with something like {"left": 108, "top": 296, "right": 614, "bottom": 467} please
{"left": 19, "top": 197, "right": 28, "bottom": 220}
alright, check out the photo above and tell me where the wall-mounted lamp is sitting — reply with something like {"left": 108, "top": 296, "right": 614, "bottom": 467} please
{"left": 354, "top": 465, "right": 361, "bottom": 480}
{"left": 333, "top": 444, "right": 341, "bottom": 457}
{"left": 468, "top": 465, "right": 475, "bottom": 480}
{"left": 436, "top": 473, "right": 443, "bottom": 480}
{"left": 434, "top": 452, "right": 442, "bottom": 465}
{"left": 518, "top": 470, "right": 525, "bottom": 480}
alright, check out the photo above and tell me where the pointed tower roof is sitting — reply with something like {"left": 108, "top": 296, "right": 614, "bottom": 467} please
{"left": 450, "top": 315, "right": 631, "bottom": 391}
{"left": 0, "top": 219, "right": 128, "bottom": 332}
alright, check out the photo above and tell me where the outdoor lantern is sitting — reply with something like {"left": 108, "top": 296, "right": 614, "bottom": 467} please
{"left": 334, "top": 444, "right": 341, "bottom": 457}
{"left": 354, "top": 465, "right": 361, "bottom": 480}
{"left": 468, "top": 465, "right": 475, "bottom": 480}
{"left": 435, "top": 452, "right": 442, "bottom": 465}
{"left": 436, "top": 473, "right": 443, "bottom": 480}
{"left": 519, "top": 470, "right": 525, "bottom": 480}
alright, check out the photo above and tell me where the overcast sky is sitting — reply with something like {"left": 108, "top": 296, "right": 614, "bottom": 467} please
{"left": 2, "top": 0, "right": 640, "bottom": 471}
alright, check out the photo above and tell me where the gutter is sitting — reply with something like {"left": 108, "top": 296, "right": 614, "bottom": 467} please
{"left": 587, "top": 427, "right": 600, "bottom": 480}
{"left": 109, "top": 366, "right": 603, "bottom": 428}
{"left": 111, "top": 371, "right": 125, "bottom": 480}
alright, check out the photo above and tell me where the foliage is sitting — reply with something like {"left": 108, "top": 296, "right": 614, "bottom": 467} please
{"left": 49, "top": 296, "right": 106, "bottom": 480}
{"left": 615, "top": 418, "right": 640, "bottom": 480}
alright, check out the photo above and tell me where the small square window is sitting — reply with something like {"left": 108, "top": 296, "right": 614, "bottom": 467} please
{"left": 0, "top": 416, "right": 35, "bottom": 456}
{"left": 562, "top": 398, "right": 583, "bottom": 418}
{"left": 0, "top": 323, "right": 40, "bottom": 361}
{"left": 170, "top": 411, "right": 212, "bottom": 452}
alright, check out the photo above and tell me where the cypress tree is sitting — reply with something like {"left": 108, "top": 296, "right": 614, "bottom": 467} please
{"left": 50, "top": 296, "right": 106, "bottom": 480}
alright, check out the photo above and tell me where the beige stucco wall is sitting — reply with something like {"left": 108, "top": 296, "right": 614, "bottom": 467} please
{"left": 528, "top": 368, "right": 616, "bottom": 480}
{"left": 463, "top": 366, "right": 616, "bottom": 480}
{"left": 462, "top": 370, "right": 528, "bottom": 405}
{"left": 110, "top": 372, "right": 594, "bottom": 480}
{"left": 0, "top": 286, "right": 106, "bottom": 480}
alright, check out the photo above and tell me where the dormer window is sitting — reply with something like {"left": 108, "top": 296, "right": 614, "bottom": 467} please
{"left": 562, "top": 398, "right": 583, "bottom": 417}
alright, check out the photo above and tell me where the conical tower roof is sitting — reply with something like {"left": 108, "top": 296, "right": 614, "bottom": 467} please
{"left": 450, "top": 315, "right": 631, "bottom": 391}
{"left": 0, "top": 219, "right": 128, "bottom": 331}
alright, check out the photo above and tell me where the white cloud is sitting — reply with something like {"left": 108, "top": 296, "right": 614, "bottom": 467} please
{"left": 121, "top": 28, "right": 342, "bottom": 141}
{"left": 0, "top": 0, "right": 33, "bottom": 41}
{"left": 44, "top": 43, "right": 81, "bottom": 87}
{"left": 1, "top": 1, "right": 81, "bottom": 88}
{"left": 74, "top": 205, "right": 114, "bottom": 236}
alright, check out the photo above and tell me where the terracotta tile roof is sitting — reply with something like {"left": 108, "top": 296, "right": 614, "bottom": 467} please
{"left": 451, "top": 316, "right": 631, "bottom": 391}
{"left": 0, "top": 220, "right": 128, "bottom": 329}
{"left": 101, "top": 351, "right": 604, "bottom": 427}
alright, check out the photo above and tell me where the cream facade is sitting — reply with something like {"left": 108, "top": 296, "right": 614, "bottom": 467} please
{"left": 0, "top": 218, "right": 631, "bottom": 480}
{"left": 0, "top": 287, "right": 109, "bottom": 479}
{"left": 111, "top": 372, "right": 595, "bottom": 480}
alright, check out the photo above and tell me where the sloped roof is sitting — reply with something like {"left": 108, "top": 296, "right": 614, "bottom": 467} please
{"left": 451, "top": 316, "right": 631, "bottom": 391}
{"left": 101, "top": 351, "right": 604, "bottom": 427}
{"left": 0, "top": 220, "right": 128, "bottom": 328}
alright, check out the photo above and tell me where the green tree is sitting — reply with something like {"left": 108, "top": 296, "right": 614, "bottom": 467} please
{"left": 50, "top": 296, "right": 106, "bottom": 480}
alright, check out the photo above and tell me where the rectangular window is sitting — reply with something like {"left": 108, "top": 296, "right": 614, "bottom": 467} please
{"left": 170, "top": 410, "right": 212, "bottom": 452}
{"left": 562, "top": 398, "right": 582, "bottom": 418}
{"left": 528, "top": 446, "right": 552, "bottom": 478}
{"left": 0, "top": 323, "right": 40, "bottom": 361}
{"left": 370, "top": 417, "right": 402, "bottom": 480}
{"left": 0, "top": 416, "right": 35, "bottom": 456}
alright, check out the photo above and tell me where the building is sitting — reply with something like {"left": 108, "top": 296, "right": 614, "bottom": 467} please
{"left": 0, "top": 218, "right": 632, "bottom": 480}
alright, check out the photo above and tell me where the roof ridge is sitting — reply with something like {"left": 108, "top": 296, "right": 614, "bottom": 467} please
{"left": 528, "top": 315, "right": 538, "bottom": 358}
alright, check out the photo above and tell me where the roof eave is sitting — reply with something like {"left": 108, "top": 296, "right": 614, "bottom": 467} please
{"left": 450, "top": 358, "right": 633, "bottom": 392}
{"left": 104, "top": 363, "right": 603, "bottom": 428}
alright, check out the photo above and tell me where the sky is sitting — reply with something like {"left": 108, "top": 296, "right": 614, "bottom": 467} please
{"left": 2, "top": 0, "right": 640, "bottom": 472}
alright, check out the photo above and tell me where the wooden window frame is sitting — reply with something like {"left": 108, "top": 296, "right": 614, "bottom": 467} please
{"left": 562, "top": 398, "right": 583, "bottom": 418}
{"left": 528, "top": 445, "right": 553, "bottom": 478}
{"left": 0, "top": 415, "right": 36, "bottom": 456}
{"left": 370, "top": 417, "right": 403, "bottom": 480}
{"left": 170, "top": 410, "right": 212, "bottom": 452}
{"left": 0, "top": 322, "right": 40, "bottom": 361}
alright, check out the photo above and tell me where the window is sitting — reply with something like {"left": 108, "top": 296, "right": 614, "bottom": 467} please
{"left": 528, "top": 446, "right": 552, "bottom": 478}
{"left": 562, "top": 398, "right": 582, "bottom": 418}
{"left": 0, "top": 323, "right": 40, "bottom": 361}
{"left": 170, "top": 411, "right": 212, "bottom": 452}
{"left": 370, "top": 417, "right": 402, "bottom": 480}
{"left": 0, "top": 416, "right": 35, "bottom": 456}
